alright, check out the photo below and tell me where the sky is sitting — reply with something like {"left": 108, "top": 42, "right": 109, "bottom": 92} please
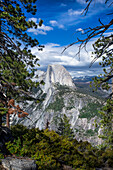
{"left": 26, "top": 0, "right": 113, "bottom": 77}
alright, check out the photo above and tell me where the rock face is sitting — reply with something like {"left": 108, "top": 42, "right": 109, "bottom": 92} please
{"left": 11, "top": 64, "right": 103, "bottom": 145}
{"left": 1, "top": 157, "right": 37, "bottom": 170}
{"left": 44, "top": 64, "right": 75, "bottom": 92}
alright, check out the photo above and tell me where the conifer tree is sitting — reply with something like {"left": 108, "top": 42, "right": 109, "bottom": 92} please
{"left": 0, "top": 0, "right": 43, "bottom": 126}
{"left": 57, "top": 114, "right": 74, "bottom": 139}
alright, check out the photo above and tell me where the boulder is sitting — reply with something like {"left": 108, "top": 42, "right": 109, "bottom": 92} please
{"left": 1, "top": 157, "right": 37, "bottom": 170}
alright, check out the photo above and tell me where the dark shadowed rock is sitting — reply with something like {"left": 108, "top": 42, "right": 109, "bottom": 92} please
{"left": 0, "top": 126, "right": 13, "bottom": 155}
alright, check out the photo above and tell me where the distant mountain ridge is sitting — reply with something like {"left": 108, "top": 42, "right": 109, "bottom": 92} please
{"left": 73, "top": 75, "right": 111, "bottom": 99}
{"left": 73, "top": 75, "right": 112, "bottom": 85}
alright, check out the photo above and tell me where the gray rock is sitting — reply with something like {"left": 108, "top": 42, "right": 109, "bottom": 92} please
{"left": 44, "top": 64, "right": 76, "bottom": 92}
{"left": 1, "top": 157, "right": 37, "bottom": 170}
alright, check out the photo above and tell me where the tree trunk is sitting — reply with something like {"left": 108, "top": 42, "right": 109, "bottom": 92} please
{"left": 111, "top": 78, "right": 113, "bottom": 100}
{"left": 0, "top": 114, "right": 2, "bottom": 126}
{"left": 0, "top": 16, "right": 2, "bottom": 127}
{"left": 111, "top": 78, "right": 113, "bottom": 131}
{"left": 6, "top": 113, "right": 10, "bottom": 128}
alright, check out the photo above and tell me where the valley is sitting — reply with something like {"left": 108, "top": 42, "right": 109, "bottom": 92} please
{"left": 11, "top": 65, "right": 107, "bottom": 146}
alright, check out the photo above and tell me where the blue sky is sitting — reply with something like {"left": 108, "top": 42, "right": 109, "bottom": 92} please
{"left": 27, "top": 0, "right": 113, "bottom": 77}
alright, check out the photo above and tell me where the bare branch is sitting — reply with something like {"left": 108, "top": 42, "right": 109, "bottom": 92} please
{"left": 62, "top": 19, "right": 113, "bottom": 59}
{"left": 99, "top": 18, "right": 104, "bottom": 26}
{"left": 82, "top": 0, "right": 93, "bottom": 15}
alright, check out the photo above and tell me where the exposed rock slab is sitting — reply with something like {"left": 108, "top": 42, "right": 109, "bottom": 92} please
{"left": 1, "top": 157, "right": 37, "bottom": 170}
{"left": 44, "top": 64, "right": 76, "bottom": 92}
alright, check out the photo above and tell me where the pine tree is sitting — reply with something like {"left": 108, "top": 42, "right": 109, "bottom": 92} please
{"left": 57, "top": 114, "right": 74, "bottom": 139}
{"left": 0, "top": 0, "right": 43, "bottom": 126}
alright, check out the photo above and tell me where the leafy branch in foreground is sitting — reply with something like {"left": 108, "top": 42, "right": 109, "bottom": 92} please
{"left": 0, "top": 0, "right": 44, "bottom": 127}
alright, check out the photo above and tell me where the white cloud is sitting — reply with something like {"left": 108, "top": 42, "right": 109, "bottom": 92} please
{"left": 76, "top": 28, "right": 84, "bottom": 34}
{"left": 76, "top": 0, "right": 86, "bottom": 4}
{"left": 30, "top": 40, "right": 104, "bottom": 77}
{"left": 27, "top": 29, "right": 47, "bottom": 35}
{"left": 28, "top": 17, "right": 53, "bottom": 35}
{"left": 27, "top": 22, "right": 53, "bottom": 35}
{"left": 60, "top": 3, "right": 67, "bottom": 7}
{"left": 76, "top": 0, "right": 104, "bottom": 4}
{"left": 69, "top": 69, "right": 104, "bottom": 78}
{"left": 50, "top": 20, "right": 58, "bottom": 26}
{"left": 97, "top": 0, "right": 105, "bottom": 3}
{"left": 28, "top": 17, "right": 38, "bottom": 23}
{"left": 58, "top": 24, "right": 65, "bottom": 29}
{"left": 38, "top": 24, "right": 53, "bottom": 31}
{"left": 103, "top": 31, "right": 113, "bottom": 36}
{"left": 31, "top": 41, "right": 99, "bottom": 67}
{"left": 49, "top": 20, "right": 64, "bottom": 29}
{"left": 68, "top": 9, "right": 82, "bottom": 16}
{"left": 46, "top": 43, "right": 60, "bottom": 47}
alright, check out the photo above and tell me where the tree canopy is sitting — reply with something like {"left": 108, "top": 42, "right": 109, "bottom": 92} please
{"left": 0, "top": 0, "right": 43, "bottom": 126}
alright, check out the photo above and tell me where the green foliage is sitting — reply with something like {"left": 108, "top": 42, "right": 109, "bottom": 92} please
{"left": 6, "top": 138, "right": 22, "bottom": 156}
{"left": 75, "top": 127, "right": 98, "bottom": 138}
{"left": 0, "top": 0, "right": 43, "bottom": 125}
{"left": 88, "top": 37, "right": 113, "bottom": 149}
{"left": 56, "top": 83, "right": 70, "bottom": 91}
{"left": 46, "top": 96, "right": 64, "bottom": 112}
{"left": 3, "top": 124, "right": 113, "bottom": 169}
{"left": 56, "top": 84, "right": 73, "bottom": 96}
{"left": 98, "top": 99, "right": 113, "bottom": 149}
{"left": 0, "top": 0, "right": 41, "bottom": 90}
{"left": 90, "top": 36, "right": 113, "bottom": 92}
{"left": 75, "top": 82, "right": 107, "bottom": 99}
{"left": 0, "top": 103, "right": 8, "bottom": 115}
{"left": 84, "top": 129, "right": 96, "bottom": 137}
{"left": 79, "top": 102, "right": 102, "bottom": 120}
{"left": 0, "top": 153, "right": 4, "bottom": 159}
{"left": 56, "top": 114, "right": 74, "bottom": 139}
{"left": 100, "top": 148, "right": 113, "bottom": 167}
{"left": 66, "top": 98, "right": 75, "bottom": 110}
{"left": 88, "top": 23, "right": 113, "bottom": 149}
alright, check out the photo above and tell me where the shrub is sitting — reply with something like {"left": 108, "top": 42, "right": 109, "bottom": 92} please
{"left": 3, "top": 124, "right": 112, "bottom": 169}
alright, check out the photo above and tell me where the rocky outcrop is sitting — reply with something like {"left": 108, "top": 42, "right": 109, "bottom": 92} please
{"left": 1, "top": 157, "right": 37, "bottom": 170}
{"left": 34, "top": 65, "right": 76, "bottom": 93}
{"left": 44, "top": 65, "right": 75, "bottom": 92}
